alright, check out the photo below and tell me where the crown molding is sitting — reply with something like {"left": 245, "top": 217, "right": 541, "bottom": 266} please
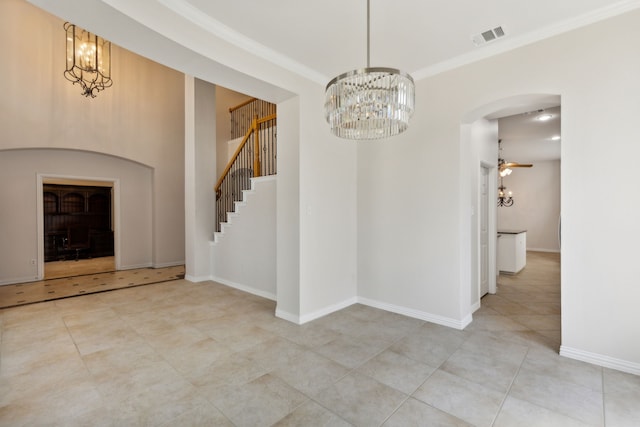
{"left": 412, "top": 0, "right": 640, "bottom": 80}
{"left": 145, "top": 0, "right": 640, "bottom": 86}
{"left": 157, "top": 0, "right": 328, "bottom": 85}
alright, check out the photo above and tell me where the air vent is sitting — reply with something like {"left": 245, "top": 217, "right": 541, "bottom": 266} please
{"left": 471, "top": 26, "right": 506, "bottom": 46}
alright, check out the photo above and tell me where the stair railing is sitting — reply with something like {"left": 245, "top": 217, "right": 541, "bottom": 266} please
{"left": 215, "top": 112, "right": 277, "bottom": 232}
{"left": 229, "top": 97, "right": 277, "bottom": 140}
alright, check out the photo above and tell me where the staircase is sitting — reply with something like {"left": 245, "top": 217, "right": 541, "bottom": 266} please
{"left": 213, "top": 176, "right": 275, "bottom": 243}
{"left": 215, "top": 98, "right": 276, "bottom": 233}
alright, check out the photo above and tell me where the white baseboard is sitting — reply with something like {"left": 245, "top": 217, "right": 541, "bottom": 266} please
{"left": 210, "top": 275, "right": 276, "bottom": 301}
{"left": 358, "top": 296, "right": 472, "bottom": 330}
{"left": 560, "top": 345, "right": 640, "bottom": 376}
{"left": 184, "top": 274, "right": 211, "bottom": 283}
{"left": 276, "top": 297, "right": 359, "bottom": 325}
{"left": 275, "top": 308, "right": 300, "bottom": 324}
{"left": 527, "top": 248, "right": 561, "bottom": 253}
{"left": 118, "top": 262, "right": 153, "bottom": 270}
{"left": 298, "top": 297, "right": 358, "bottom": 325}
{"left": 471, "top": 301, "right": 481, "bottom": 313}
{"left": 153, "top": 260, "right": 185, "bottom": 268}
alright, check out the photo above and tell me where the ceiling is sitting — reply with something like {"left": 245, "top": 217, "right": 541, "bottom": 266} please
{"left": 164, "top": 0, "right": 636, "bottom": 83}
{"left": 28, "top": 0, "right": 639, "bottom": 88}
{"left": 499, "top": 107, "right": 561, "bottom": 163}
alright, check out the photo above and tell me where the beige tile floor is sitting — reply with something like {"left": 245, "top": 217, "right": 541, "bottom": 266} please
{"left": 0, "top": 262, "right": 185, "bottom": 309}
{"left": 1, "top": 251, "right": 639, "bottom": 426}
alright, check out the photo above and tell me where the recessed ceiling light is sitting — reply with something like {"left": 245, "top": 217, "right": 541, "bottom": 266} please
{"left": 551, "top": 135, "right": 561, "bottom": 141}
{"left": 537, "top": 114, "right": 553, "bottom": 121}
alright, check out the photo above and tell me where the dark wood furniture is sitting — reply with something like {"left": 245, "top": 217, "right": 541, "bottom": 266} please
{"left": 43, "top": 184, "right": 114, "bottom": 261}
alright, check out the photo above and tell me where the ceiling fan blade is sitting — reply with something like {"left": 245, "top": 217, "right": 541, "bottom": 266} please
{"left": 502, "top": 162, "right": 533, "bottom": 168}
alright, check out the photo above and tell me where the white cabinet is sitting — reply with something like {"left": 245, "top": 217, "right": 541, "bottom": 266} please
{"left": 497, "top": 230, "right": 526, "bottom": 274}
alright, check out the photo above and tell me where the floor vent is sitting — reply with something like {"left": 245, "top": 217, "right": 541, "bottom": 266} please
{"left": 472, "top": 26, "right": 506, "bottom": 46}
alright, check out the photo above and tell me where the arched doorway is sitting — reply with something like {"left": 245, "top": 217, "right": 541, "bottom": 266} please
{"left": 461, "top": 94, "right": 562, "bottom": 326}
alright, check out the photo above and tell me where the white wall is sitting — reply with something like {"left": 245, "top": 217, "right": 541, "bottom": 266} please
{"left": 498, "top": 160, "right": 561, "bottom": 252}
{"left": 359, "top": 10, "right": 640, "bottom": 372}
{"left": 210, "top": 177, "right": 277, "bottom": 300}
{"left": 298, "top": 93, "right": 358, "bottom": 323}
{"left": 468, "top": 119, "right": 499, "bottom": 306}
{"left": 184, "top": 77, "right": 217, "bottom": 281}
{"left": 275, "top": 97, "right": 301, "bottom": 321}
{"left": 0, "top": 0, "right": 186, "bottom": 282}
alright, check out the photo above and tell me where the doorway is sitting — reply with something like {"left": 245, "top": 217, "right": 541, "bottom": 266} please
{"left": 463, "top": 94, "right": 561, "bottom": 318}
{"left": 37, "top": 175, "right": 119, "bottom": 280}
{"left": 480, "top": 165, "right": 490, "bottom": 297}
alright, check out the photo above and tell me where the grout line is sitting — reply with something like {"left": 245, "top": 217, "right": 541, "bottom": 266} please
{"left": 489, "top": 346, "right": 530, "bottom": 426}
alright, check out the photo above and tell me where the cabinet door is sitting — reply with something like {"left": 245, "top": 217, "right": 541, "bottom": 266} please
{"left": 515, "top": 232, "right": 527, "bottom": 272}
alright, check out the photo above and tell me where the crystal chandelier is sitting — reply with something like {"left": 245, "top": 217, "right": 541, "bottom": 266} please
{"left": 324, "top": 0, "right": 415, "bottom": 140}
{"left": 64, "top": 22, "right": 112, "bottom": 98}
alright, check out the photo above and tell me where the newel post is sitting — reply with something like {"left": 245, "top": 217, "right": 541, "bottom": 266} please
{"left": 252, "top": 115, "right": 261, "bottom": 177}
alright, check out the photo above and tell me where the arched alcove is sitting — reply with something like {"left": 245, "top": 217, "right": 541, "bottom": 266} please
{"left": 0, "top": 148, "right": 155, "bottom": 284}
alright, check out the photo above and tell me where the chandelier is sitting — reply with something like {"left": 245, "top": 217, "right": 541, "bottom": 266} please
{"left": 324, "top": 0, "right": 415, "bottom": 140}
{"left": 64, "top": 22, "right": 112, "bottom": 98}
{"left": 498, "top": 177, "right": 514, "bottom": 207}
{"left": 498, "top": 156, "right": 513, "bottom": 206}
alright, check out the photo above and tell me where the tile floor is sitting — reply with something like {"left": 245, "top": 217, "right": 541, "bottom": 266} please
{"left": 1, "top": 252, "right": 639, "bottom": 426}
{"left": 45, "top": 257, "right": 117, "bottom": 280}
{"left": 0, "top": 264, "right": 185, "bottom": 309}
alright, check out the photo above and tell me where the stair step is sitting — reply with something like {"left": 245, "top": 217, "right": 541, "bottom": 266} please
{"left": 215, "top": 176, "right": 274, "bottom": 242}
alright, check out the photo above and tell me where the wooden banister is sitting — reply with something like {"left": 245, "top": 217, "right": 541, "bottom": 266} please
{"left": 215, "top": 112, "right": 278, "bottom": 196}
{"left": 215, "top": 121, "right": 254, "bottom": 195}
{"left": 229, "top": 97, "right": 257, "bottom": 113}
{"left": 253, "top": 116, "right": 261, "bottom": 178}
{"left": 216, "top": 99, "right": 277, "bottom": 231}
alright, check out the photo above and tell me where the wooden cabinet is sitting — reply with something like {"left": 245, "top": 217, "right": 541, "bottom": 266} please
{"left": 43, "top": 184, "right": 114, "bottom": 261}
{"left": 497, "top": 230, "right": 526, "bottom": 274}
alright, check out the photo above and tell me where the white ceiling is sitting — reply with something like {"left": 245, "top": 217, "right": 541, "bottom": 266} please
{"left": 499, "top": 106, "right": 561, "bottom": 163}
{"left": 171, "top": 0, "right": 637, "bottom": 83}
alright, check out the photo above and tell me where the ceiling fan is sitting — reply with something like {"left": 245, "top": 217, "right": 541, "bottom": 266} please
{"left": 498, "top": 139, "right": 532, "bottom": 177}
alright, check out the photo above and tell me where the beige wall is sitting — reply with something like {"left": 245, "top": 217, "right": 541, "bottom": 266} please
{"left": 0, "top": 0, "right": 185, "bottom": 283}
{"left": 0, "top": 149, "right": 154, "bottom": 284}
{"left": 215, "top": 87, "right": 252, "bottom": 178}
{"left": 498, "top": 160, "right": 561, "bottom": 252}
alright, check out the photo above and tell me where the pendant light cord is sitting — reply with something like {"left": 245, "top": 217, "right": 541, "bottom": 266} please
{"left": 367, "top": 0, "right": 370, "bottom": 68}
